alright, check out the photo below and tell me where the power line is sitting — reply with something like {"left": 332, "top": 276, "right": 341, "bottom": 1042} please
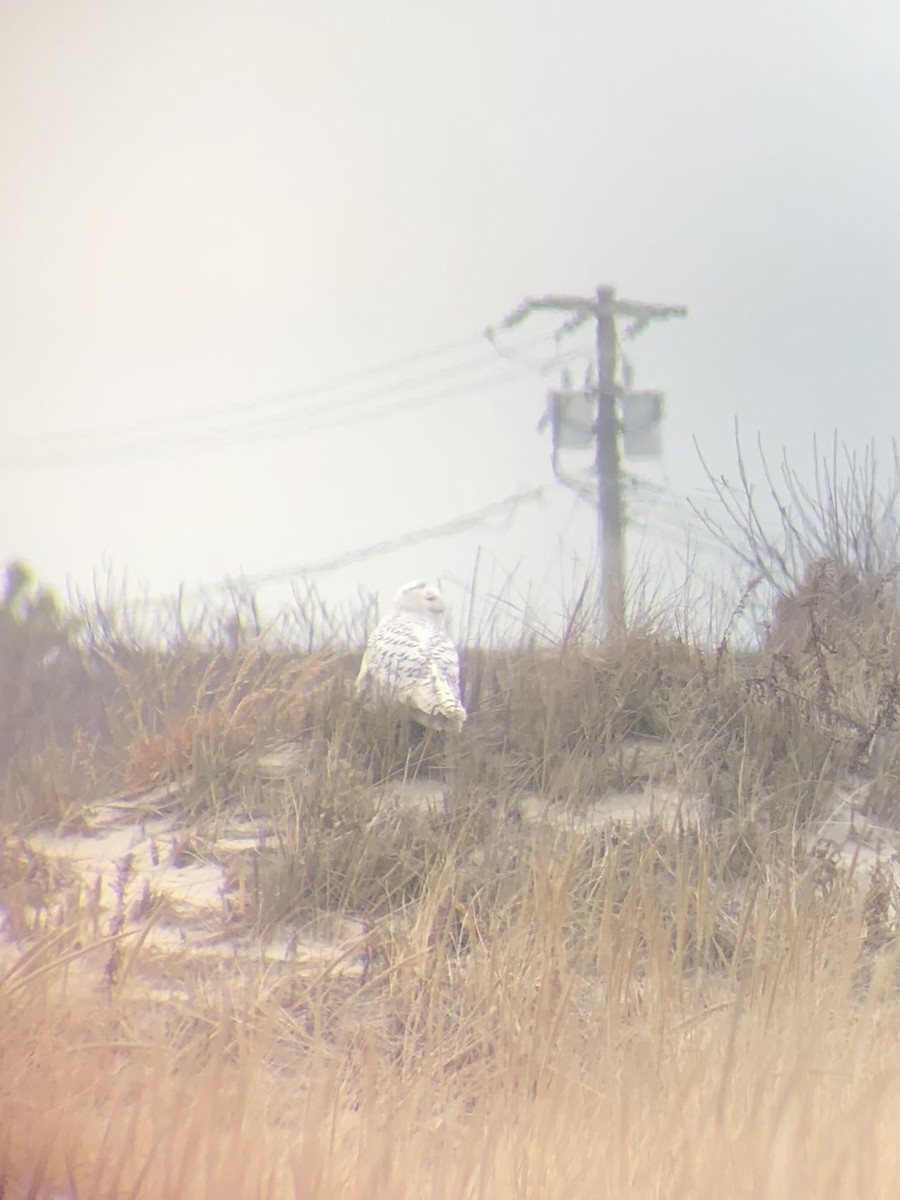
{"left": 243, "top": 487, "right": 545, "bottom": 585}
{"left": 4, "top": 363, "right": 529, "bottom": 470}
{"left": 484, "top": 325, "right": 596, "bottom": 377}
{"left": 132, "top": 487, "right": 545, "bottom": 610}
{"left": 31, "top": 333, "right": 481, "bottom": 445}
{"left": 2, "top": 328, "right": 565, "bottom": 471}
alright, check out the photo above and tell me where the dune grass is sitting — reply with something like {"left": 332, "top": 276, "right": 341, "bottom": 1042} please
{"left": 1, "top": 542, "right": 900, "bottom": 1197}
{"left": 3, "top": 825, "right": 900, "bottom": 1198}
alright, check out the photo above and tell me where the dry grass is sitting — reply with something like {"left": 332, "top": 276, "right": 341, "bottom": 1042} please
{"left": 2, "top": 556, "right": 900, "bottom": 1197}
{"left": 3, "top": 837, "right": 900, "bottom": 1198}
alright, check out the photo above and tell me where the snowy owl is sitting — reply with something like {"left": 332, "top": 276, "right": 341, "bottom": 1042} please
{"left": 355, "top": 581, "right": 467, "bottom": 732}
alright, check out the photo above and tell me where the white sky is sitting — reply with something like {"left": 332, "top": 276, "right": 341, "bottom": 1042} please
{"left": 1, "top": 0, "right": 898, "bottom": 636}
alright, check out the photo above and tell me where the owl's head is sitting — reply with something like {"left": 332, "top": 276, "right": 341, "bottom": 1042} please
{"left": 392, "top": 580, "right": 447, "bottom": 622}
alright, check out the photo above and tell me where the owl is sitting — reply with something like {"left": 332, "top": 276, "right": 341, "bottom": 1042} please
{"left": 355, "top": 581, "right": 467, "bottom": 732}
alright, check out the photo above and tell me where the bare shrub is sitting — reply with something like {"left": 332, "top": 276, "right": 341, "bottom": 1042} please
{"left": 694, "top": 432, "right": 900, "bottom": 597}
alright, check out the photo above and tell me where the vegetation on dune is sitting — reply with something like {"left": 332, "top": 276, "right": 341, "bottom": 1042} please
{"left": 1, "top": 437, "right": 900, "bottom": 1197}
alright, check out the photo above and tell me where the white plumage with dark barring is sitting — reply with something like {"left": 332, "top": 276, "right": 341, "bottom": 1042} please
{"left": 355, "top": 581, "right": 467, "bottom": 732}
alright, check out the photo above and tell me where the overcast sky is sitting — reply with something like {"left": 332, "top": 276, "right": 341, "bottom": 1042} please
{"left": 1, "top": 0, "right": 898, "bottom": 637}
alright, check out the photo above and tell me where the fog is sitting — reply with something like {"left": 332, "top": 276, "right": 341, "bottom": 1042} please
{"left": 2, "top": 0, "right": 898, "bottom": 633}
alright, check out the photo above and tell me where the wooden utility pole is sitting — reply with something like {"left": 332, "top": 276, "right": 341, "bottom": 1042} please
{"left": 594, "top": 286, "right": 625, "bottom": 630}
{"left": 493, "top": 288, "right": 686, "bottom": 632}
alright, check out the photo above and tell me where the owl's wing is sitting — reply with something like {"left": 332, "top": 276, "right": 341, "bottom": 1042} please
{"left": 395, "top": 630, "right": 464, "bottom": 729}
{"left": 356, "top": 614, "right": 432, "bottom": 698}
{"left": 356, "top": 617, "right": 466, "bottom": 730}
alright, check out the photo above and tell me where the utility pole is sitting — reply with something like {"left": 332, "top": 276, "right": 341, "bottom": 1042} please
{"left": 594, "top": 286, "right": 624, "bottom": 630}
{"left": 492, "top": 287, "right": 686, "bottom": 632}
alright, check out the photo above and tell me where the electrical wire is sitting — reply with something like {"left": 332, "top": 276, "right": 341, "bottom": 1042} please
{"left": 24, "top": 366, "right": 525, "bottom": 468}
{"left": 133, "top": 486, "right": 545, "bottom": 611}
{"left": 242, "top": 487, "right": 545, "bottom": 585}
{"left": 1, "top": 328, "right": 563, "bottom": 471}
{"left": 485, "top": 326, "right": 595, "bottom": 378}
